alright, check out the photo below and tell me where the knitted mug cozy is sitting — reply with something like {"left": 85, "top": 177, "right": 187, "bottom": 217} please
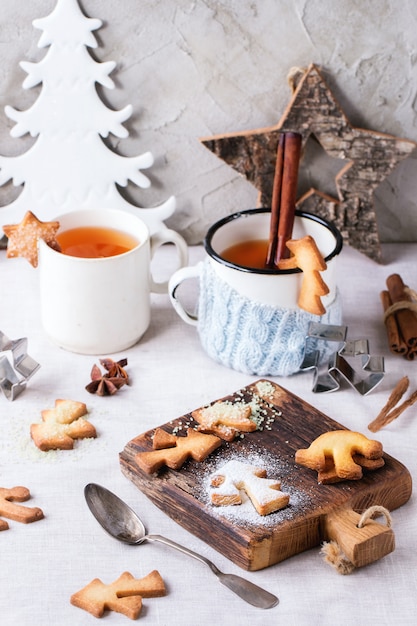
{"left": 197, "top": 259, "right": 342, "bottom": 377}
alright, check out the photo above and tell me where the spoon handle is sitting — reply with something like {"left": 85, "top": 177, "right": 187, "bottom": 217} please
{"left": 146, "top": 534, "right": 278, "bottom": 609}
{"left": 216, "top": 572, "right": 279, "bottom": 609}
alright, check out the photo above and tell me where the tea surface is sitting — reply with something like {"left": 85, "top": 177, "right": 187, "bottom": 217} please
{"left": 221, "top": 239, "right": 270, "bottom": 269}
{"left": 56, "top": 226, "right": 139, "bottom": 258}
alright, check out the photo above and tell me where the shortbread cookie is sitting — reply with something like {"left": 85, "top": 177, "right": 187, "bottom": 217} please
{"left": 295, "top": 430, "right": 384, "bottom": 482}
{"left": 31, "top": 399, "right": 96, "bottom": 451}
{"left": 135, "top": 428, "right": 221, "bottom": 474}
{"left": 152, "top": 428, "right": 177, "bottom": 450}
{"left": 317, "top": 454, "right": 385, "bottom": 484}
{"left": 41, "top": 399, "right": 88, "bottom": 424}
{"left": 2, "top": 210, "right": 61, "bottom": 267}
{"left": 0, "top": 486, "right": 44, "bottom": 531}
{"left": 71, "top": 570, "right": 166, "bottom": 620}
{"left": 209, "top": 460, "right": 290, "bottom": 516}
{"left": 278, "top": 235, "right": 329, "bottom": 315}
{"left": 192, "top": 401, "right": 256, "bottom": 441}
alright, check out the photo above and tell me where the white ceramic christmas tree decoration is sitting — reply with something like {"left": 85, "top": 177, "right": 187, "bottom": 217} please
{"left": 0, "top": 0, "right": 175, "bottom": 235}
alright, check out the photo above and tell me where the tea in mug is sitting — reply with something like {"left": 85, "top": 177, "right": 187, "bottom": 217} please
{"left": 56, "top": 226, "right": 139, "bottom": 258}
{"left": 221, "top": 239, "right": 270, "bottom": 270}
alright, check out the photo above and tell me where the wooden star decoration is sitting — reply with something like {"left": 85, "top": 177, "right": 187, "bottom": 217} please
{"left": 200, "top": 63, "right": 417, "bottom": 262}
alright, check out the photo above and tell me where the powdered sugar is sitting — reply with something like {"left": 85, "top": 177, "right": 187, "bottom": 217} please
{"left": 208, "top": 459, "right": 290, "bottom": 514}
{"left": 193, "top": 446, "right": 313, "bottom": 528}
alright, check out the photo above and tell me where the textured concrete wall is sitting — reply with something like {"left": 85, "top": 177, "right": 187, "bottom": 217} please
{"left": 1, "top": 0, "right": 417, "bottom": 244}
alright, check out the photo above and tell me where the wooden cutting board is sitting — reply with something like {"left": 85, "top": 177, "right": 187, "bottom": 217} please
{"left": 119, "top": 380, "right": 412, "bottom": 571}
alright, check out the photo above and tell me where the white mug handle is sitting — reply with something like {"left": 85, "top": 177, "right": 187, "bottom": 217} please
{"left": 168, "top": 262, "right": 203, "bottom": 327}
{"left": 149, "top": 228, "right": 189, "bottom": 294}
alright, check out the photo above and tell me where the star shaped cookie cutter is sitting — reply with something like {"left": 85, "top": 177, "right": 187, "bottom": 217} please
{"left": 300, "top": 322, "right": 385, "bottom": 395}
{"left": 0, "top": 331, "right": 41, "bottom": 401}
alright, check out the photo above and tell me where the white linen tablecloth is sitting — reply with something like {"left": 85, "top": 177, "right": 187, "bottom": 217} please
{"left": 0, "top": 241, "right": 416, "bottom": 625}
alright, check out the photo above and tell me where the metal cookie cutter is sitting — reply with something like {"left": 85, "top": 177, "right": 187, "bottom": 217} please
{"left": 300, "top": 322, "right": 385, "bottom": 395}
{"left": 0, "top": 331, "right": 41, "bottom": 401}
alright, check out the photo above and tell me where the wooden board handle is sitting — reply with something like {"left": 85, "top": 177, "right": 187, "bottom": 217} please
{"left": 323, "top": 506, "right": 395, "bottom": 568}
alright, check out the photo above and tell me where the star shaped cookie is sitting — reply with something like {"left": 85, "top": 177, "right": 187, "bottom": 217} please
{"left": 201, "top": 64, "right": 416, "bottom": 262}
{"left": 2, "top": 210, "right": 60, "bottom": 267}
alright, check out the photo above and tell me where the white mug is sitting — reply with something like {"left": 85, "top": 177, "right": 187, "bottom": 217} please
{"left": 169, "top": 209, "right": 343, "bottom": 376}
{"left": 38, "top": 208, "right": 188, "bottom": 354}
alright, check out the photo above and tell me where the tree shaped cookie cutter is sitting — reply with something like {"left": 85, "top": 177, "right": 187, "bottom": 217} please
{"left": 0, "top": 331, "right": 40, "bottom": 401}
{"left": 300, "top": 322, "right": 385, "bottom": 395}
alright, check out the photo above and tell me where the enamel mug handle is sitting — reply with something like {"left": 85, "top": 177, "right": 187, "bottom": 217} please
{"left": 149, "top": 229, "right": 189, "bottom": 294}
{"left": 168, "top": 263, "right": 202, "bottom": 326}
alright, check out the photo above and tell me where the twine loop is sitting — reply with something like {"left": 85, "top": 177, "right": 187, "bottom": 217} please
{"left": 383, "top": 286, "right": 417, "bottom": 323}
{"left": 287, "top": 66, "right": 307, "bottom": 92}
{"left": 357, "top": 504, "right": 392, "bottom": 529}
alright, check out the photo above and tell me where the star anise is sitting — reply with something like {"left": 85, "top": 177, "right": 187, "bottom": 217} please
{"left": 100, "top": 358, "right": 129, "bottom": 381}
{"left": 85, "top": 358, "right": 129, "bottom": 396}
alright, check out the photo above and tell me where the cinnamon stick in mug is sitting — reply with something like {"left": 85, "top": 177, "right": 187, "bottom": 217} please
{"left": 266, "top": 132, "right": 302, "bottom": 267}
{"left": 266, "top": 134, "right": 285, "bottom": 268}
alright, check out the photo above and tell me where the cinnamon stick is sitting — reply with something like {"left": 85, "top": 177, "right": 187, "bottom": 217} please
{"left": 380, "top": 290, "right": 407, "bottom": 355}
{"left": 276, "top": 132, "right": 302, "bottom": 263}
{"left": 368, "top": 376, "right": 409, "bottom": 432}
{"left": 266, "top": 131, "right": 302, "bottom": 268}
{"left": 386, "top": 274, "right": 417, "bottom": 347}
{"left": 405, "top": 348, "right": 417, "bottom": 361}
{"left": 369, "top": 385, "right": 417, "bottom": 432}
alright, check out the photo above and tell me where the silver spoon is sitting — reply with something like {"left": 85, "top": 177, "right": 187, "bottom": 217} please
{"left": 84, "top": 483, "right": 279, "bottom": 609}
